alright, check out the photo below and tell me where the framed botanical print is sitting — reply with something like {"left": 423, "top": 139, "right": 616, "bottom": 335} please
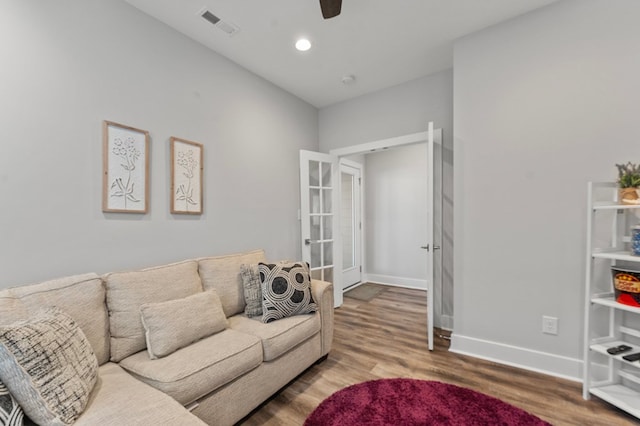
{"left": 170, "top": 137, "right": 203, "bottom": 215}
{"left": 102, "top": 121, "right": 149, "bottom": 213}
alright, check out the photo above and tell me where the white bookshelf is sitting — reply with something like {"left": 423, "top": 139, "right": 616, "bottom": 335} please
{"left": 583, "top": 181, "right": 640, "bottom": 419}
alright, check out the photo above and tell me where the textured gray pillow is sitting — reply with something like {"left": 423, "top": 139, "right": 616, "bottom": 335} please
{"left": 259, "top": 262, "right": 317, "bottom": 323}
{"left": 240, "top": 263, "right": 263, "bottom": 317}
{"left": 140, "top": 290, "right": 228, "bottom": 359}
{"left": 0, "top": 307, "right": 98, "bottom": 426}
{"left": 0, "top": 380, "right": 24, "bottom": 426}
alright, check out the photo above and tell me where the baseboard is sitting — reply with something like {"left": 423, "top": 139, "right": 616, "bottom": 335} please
{"left": 364, "top": 274, "right": 427, "bottom": 290}
{"left": 450, "top": 334, "right": 582, "bottom": 382}
{"left": 438, "top": 314, "right": 453, "bottom": 331}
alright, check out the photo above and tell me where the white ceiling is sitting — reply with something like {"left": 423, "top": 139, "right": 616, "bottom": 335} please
{"left": 124, "top": 0, "right": 559, "bottom": 108}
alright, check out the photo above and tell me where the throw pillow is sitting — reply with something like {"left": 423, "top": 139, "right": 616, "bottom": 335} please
{"left": 240, "top": 263, "right": 263, "bottom": 317}
{"left": 140, "top": 290, "right": 228, "bottom": 359}
{"left": 0, "top": 307, "right": 98, "bottom": 426}
{"left": 0, "top": 380, "right": 24, "bottom": 426}
{"left": 258, "top": 262, "right": 317, "bottom": 323}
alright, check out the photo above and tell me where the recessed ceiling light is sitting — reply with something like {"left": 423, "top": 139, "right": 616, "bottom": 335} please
{"left": 295, "top": 38, "right": 312, "bottom": 52}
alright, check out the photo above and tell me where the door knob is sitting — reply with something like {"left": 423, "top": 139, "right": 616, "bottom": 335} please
{"left": 420, "top": 245, "right": 441, "bottom": 251}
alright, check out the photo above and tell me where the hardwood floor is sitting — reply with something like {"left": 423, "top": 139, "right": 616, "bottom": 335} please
{"left": 240, "top": 285, "right": 637, "bottom": 425}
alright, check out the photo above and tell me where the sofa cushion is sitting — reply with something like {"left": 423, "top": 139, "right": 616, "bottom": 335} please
{"left": 104, "top": 260, "right": 203, "bottom": 362}
{"left": 259, "top": 262, "right": 317, "bottom": 323}
{"left": 119, "top": 329, "right": 262, "bottom": 405}
{"left": 141, "top": 290, "right": 228, "bottom": 359}
{"left": 76, "top": 362, "right": 206, "bottom": 426}
{"left": 240, "top": 263, "right": 263, "bottom": 317}
{"left": 0, "top": 273, "right": 110, "bottom": 365}
{"left": 0, "top": 307, "right": 98, "bottom": 426}
{"left": 228, "top": 313, "right": 320, "bottom": 361}
{"left": 198, "top": 249, "right": 266, "bottom": 317}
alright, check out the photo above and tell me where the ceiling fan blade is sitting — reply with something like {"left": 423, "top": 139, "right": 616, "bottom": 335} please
{"left": 319, "top": 0, "right": 342, "bottom": 19}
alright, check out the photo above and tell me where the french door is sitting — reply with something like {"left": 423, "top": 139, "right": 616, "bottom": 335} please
{"left": 299, "top": 151, "right": 342, "bottom": 307}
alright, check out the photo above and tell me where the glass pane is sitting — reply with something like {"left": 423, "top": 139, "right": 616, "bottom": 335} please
{"left": 341, "top": 173, "right": 354, "bottom": 269}
{"left": 323, "top": 267, "right": 334, "bottom": 284}
{"left": 311, "top": 269, "right": 322, "bottom": 281}
{"left": 323, "top": 241, "right": 333, "bottom": 266}
{"left": 309, "top": 161, "right": 319, "bottom": 187}
{"left": 310, "top": 189, "right": 321, "bottom": 214}
{"left": 322, "top": 189, "right": 332, "bottom": 213}
{"left": 323, "top": 215, "right": 333, "bottom": 240}
{"left": 310, "top": 243, "right": 321, "bottom": 269}
{"left": 321, "top": 162, "right": 332, "bottom": 187}
{"left": 310, "top": 216, "right": 321, "bottom": 241}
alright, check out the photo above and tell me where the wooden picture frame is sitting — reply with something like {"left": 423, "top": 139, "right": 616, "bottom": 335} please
{"left": 170, "top": 137, "right": 203, "bottom": 215}
{"left": 102, "top": 120, "right": 149, "bottom": 213}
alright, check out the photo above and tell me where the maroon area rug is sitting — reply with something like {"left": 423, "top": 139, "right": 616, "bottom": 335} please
{"left": 305, "top": 378, "right": 551, "bottom": 426}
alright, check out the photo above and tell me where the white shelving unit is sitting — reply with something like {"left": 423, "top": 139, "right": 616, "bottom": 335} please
{"left": 583, "top": 181, "right": 640, "bottom": 419}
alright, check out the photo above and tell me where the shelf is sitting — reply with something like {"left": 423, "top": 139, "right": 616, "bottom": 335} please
{"left": 592, "top": 297, "right": 640, "bottom": 314}
{"left": 592, "top": 250, "right": 640, "bottom": 262}
{"left": 590, "top": 384, "right": 640, "bottom": 419}
{"left": 593, "top": 202, "right": 640, "bottom": 210}
{"left": 591, "top": 341, "right": 640, "bottom": 368}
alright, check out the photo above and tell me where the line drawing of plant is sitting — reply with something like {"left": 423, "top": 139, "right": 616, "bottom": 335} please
{"left": 175, "top": 149, "right": 199, "bottom": 211}
{"left": 110, "top": 136, "right": 141, "bottom": 209}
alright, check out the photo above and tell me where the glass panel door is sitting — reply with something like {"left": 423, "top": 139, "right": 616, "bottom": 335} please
{"left": 300, "top": 150, "right": 341, "bottom": 307}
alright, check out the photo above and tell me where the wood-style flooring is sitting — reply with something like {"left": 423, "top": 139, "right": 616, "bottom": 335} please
{"left": 240, "top": 284, "right": 638, "bottom": 425}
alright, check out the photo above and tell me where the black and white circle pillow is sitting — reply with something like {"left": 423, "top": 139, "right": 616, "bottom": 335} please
{"left": 258, "top": 262, "right": 317, "bottom": 323}
{"left": 0, "top": 380, "right": 24, "bottom": 426}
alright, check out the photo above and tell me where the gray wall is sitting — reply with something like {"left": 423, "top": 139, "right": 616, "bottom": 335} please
{"left": 452, "top": 0, "right": 640, "bottom": 378}
{"left": 319, "top": 69, "right": 454, "bottom": 328}
{"left": 0, "top": 0, "right": 318, "bottom": 287}
{"left": 319, "top": 70, "right": 453, "bottom": 152}
{"left": 365, "top": 144, "right": 428, "bottom": 285}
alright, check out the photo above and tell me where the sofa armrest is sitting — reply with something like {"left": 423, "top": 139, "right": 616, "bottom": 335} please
{"left": 310, "top": 279, "right": 334, "bottom": 356}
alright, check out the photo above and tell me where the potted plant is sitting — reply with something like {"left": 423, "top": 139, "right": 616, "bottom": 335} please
{"left": 616, "top": 162, "right": 640, "bottom": 204}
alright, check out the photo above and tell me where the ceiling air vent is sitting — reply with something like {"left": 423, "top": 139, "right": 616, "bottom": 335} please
{"left": 200, "top": 9, "right": 240, "bottom": 36}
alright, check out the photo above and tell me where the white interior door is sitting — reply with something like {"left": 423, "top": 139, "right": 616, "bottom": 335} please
{"left": 425, "top": 122, "right": 436, "bottom": 350}
{"left": 340, "top": 160, "right": 362, "bottom": 289}
{"left": 300, "top": 150, "right": 342, "bottom": 307}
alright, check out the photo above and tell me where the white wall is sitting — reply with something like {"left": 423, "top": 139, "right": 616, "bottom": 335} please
{"left": 365, "top": 144, "right": 428, "bottom": 288}
{"left": 452, "top": 0, "right": 640, "bottom": 379}
{"left": 0, "top": 0, "right": 318, "bottom": 288}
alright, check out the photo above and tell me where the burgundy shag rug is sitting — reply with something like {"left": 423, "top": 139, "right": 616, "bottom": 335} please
{"left": 304, "top": 378, "right": 551, "bottom": 426}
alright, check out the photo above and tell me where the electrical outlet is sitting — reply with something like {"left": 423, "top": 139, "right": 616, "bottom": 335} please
{"left": 542, "top": 316, "right": 558, "bottom": 335}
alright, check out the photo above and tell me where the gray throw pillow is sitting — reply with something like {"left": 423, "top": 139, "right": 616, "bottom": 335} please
{"left": 240, "top": 263, "right": 263, "bottom": 317}
{"left": 0, "top": 380, "right": 24, "bottom": 426}
{"left": 0, "top": 307, "right": 98, "bottom": 426}
{"left": 259, "top": 261, "right": 317, "bottom": 323}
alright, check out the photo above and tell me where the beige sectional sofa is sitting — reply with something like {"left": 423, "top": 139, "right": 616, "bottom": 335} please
{"left": 0, "top": 249, "right": 334, "bottom": 425}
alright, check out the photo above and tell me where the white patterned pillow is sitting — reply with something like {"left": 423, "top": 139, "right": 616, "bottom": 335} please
{"left": 0, "top": 380, "right": 23, "bottom": 426}
{"left": 259, "top": 262, "right": 317, "bottom": 323}
{"left": 0, "top": 307, "right": 98, "bottom": 426}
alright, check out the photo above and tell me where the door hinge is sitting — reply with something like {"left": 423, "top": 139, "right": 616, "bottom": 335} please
{"left": 358, "top": 177, "right": 362, "bottom": 185}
